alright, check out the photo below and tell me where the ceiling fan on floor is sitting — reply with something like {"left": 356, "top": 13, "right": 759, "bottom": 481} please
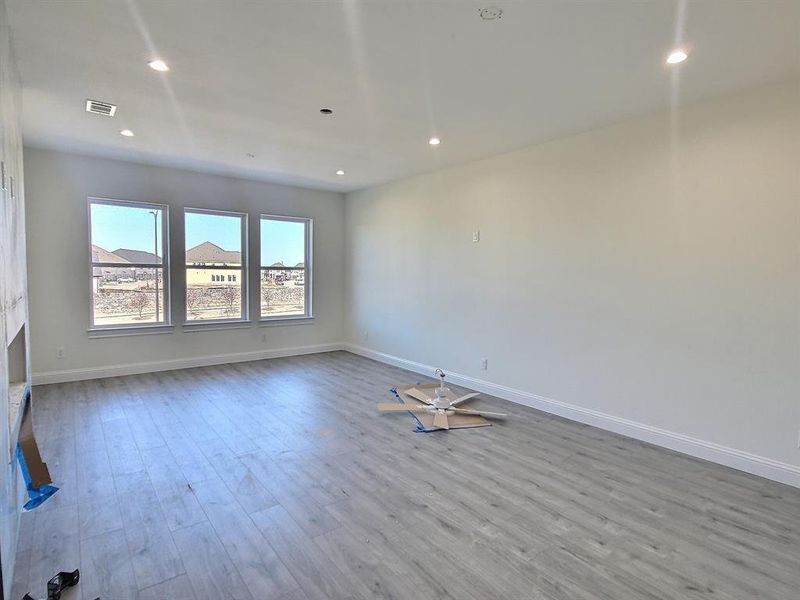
{"left": 378, "top": 368, "right": 506, "bottom": 430}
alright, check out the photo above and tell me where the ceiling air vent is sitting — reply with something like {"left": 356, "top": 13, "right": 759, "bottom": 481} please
{"left": 85, "top": 99, "right": 117, "bottom": 117}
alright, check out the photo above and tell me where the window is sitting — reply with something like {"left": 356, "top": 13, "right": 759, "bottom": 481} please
{"left": 260, "top": 215, "right": 311, "bottom": 319}
{"left": 185, "top": 209, "right": 247, "bottom": 322}
{"left": 89, "top": 198, "right": 169, "bottom": 328}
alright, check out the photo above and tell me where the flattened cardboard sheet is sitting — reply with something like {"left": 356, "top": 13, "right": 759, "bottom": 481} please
{"left": 394, "top": 384, "right": 490, "bottom": 432}
{"left": 18, "top": 397, "right": 52, "bottom": 488}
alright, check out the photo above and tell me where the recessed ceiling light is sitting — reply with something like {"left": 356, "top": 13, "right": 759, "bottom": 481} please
{"left": 148, "top": 59, "right": 170, "bottom": 72}
{"left": 666, "top": 49, "right": 688, "bottom": 65}
{"left": 336, "top": 170, "right": 345, "bottom": 176}
{"left": 428, "top": 137, "right": 441, "bottom": 146}
{"left": 120, "top": 129, "right": 135, "bottom": 137}
{"left": 320, "top": 108, "right": 333, "bottom": 115}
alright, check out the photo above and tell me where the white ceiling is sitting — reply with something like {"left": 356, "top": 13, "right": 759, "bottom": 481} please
{"left": 7, "top": 0, "right": 800, "bottom": 193}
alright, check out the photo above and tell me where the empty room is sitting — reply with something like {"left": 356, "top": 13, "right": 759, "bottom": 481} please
{"left": 1, "top": 1, "right": 798, "bottom": 599}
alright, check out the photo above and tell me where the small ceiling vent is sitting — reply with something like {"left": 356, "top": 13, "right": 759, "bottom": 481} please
{"left": 85, "top": 99, "right": 117, "bottom": 117}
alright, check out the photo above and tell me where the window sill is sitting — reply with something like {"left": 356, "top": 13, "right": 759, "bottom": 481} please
{"left": 183, "top": 320, "right": 253, "bottom": 332}
{"left": 259, "top": 316, "right": 314, "bottom": 327}
{"left": 88, "top": 324, "right": 175, "bottom": 338}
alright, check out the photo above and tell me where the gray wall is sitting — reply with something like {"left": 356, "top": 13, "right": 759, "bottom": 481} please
{"left": 345, "top": 80, "right": 800, "bottom": 472}
{"left": 25, "top": 148, "right": 346, "bottom": 378}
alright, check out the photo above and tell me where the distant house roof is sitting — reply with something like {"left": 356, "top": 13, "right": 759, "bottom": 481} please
{"left": 112, "top": 248, "right": 160, "bottom": 264}
{"left": 186, "top": 241, "right": 241, "bottom": 265}
{"left": 92, "top": 245, "right": 129, "bottom": 264}
{"left": 266, "top": 261, "right": 304, "bottom": 269}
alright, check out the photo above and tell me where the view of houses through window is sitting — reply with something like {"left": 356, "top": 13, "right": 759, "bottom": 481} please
{"left": 261, "top": 216, "right": 310, "bottom": 318}
{"left": 185, "top": 209, "right": 247, "bottom": 321}
{"left": 89, "top": 199, "right": 168, "bottom": 327}
{"left": 89, "top": 200, "right": 310, "bottom": 328}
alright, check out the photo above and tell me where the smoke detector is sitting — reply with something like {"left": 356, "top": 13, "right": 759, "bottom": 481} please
{"left": 85, "top": 99, "right": 117, "bottom": 117}
{"left": 478, "top": 6, "right": 502, "bottom": 20}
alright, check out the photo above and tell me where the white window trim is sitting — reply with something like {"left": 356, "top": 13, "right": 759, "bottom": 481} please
{"left": 182, "top": 320, "right": 254, "bottom": 332}
{"left": 259, "top": 316, "right": 314, "bottom": 327}
{"left": 87, "top": 324, "right": 175, "bottom": 338}
{"left": 87, "top": 197, "right": 171, "bottom": 331}
{"left": 184, "top": 207, "right": 249, "bottom": 324}
{"left": 259, "top": 214, "right": 313, "bottom": 321}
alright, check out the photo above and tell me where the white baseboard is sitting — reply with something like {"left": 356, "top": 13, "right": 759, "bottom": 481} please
{"left": 344, "top": 343, "right": 800, "bottom": 489}
{"left": 33, "top": 342, "right": 345, "bottom": 385}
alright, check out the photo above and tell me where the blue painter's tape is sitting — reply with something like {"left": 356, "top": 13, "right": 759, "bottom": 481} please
{"left": 389, "top": 387, "right": 435, "bottom": 433}
{"left": 16, "top": 445, "right": 59, "bottom": 511}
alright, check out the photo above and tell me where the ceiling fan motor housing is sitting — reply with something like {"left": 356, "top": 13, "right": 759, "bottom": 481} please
{"left": 433, "top": 387, "right": 451, "bottom": 408}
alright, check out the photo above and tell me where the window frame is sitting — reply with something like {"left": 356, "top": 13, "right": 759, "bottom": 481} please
{"left": 259, "top": 214, "right": 313, "bottom": 322}
{"left": 183, "top": 207, "right": 249, "bottom": 324}
{"left": 87, "top": 197, "right": 171, "bottom": 331}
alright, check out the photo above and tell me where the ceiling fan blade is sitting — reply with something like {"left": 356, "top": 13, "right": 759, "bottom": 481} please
{"left": 449, "top": 392, "right": 480, "bottom": 407}
{"left": 377, "top": 403, "right": 431, "bottom": 413}
{"left": 433, "top": 409, "right": 450, "bottom": 430}
{"left": 449, "top": 408, "right": 507, "bottom": 418}
{"left": 404, "top": 387, "right": 433, "bottom": 404}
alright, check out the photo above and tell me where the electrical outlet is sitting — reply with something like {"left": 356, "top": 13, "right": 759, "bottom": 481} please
{"left": 363, "top": 330, "right": 369, "bottom": 341}
{"left": 56, "top": 346, "right": 65, "bottom": 359}
{"left": 261, "top": 333, "right": 268, "bottom": 343}
{"left": 472, "top": 229, "right": 480, "bottom": 243}
{"left": 480, "top": 358, "right": 488, "bottom": 371}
